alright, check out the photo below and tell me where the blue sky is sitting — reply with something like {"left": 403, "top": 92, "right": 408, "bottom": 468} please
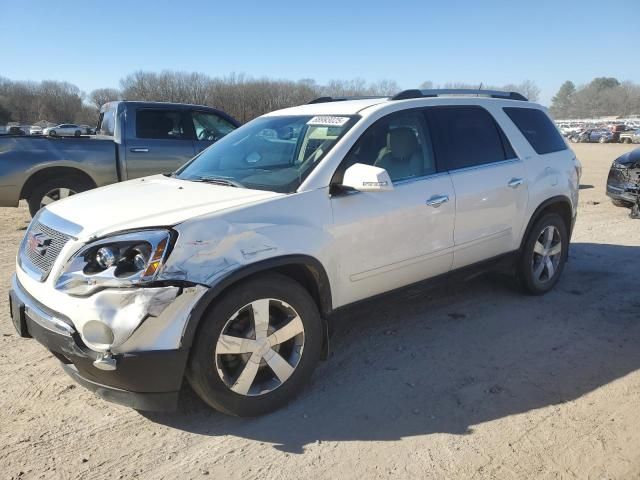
{"left": 2, "top": 0, "right": 638, "bottom": 105}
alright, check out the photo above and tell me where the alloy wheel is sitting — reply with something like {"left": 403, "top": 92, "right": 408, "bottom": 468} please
{"left": 531, "top": 225, "right": 562, "bottom": 283}
{"left": 215, "top": 298, "right": 305, "bottom": 396}
{"left": 40, "top": 187, "right": 77, "bottom": 208}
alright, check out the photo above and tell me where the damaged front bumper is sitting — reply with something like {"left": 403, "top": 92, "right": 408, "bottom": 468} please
{"left": 607, "top": 163, "right": 640, "bottom": 204}
{"left": 8, "top": 274, "right": 204, "bottom": 411}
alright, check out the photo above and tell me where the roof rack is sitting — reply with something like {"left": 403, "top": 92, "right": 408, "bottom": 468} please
{"left": 307, "top": 95, "right": 388, "bottom": 104}
{"left": 391, "top": 89, "right": 528, "bottom": 101}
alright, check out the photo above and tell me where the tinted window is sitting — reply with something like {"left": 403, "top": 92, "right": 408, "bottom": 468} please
{"left": 340, "top": 110, "right": 436, "bottom": 183}
{"left": 504, "top": 107, "right": 567, "bottom": 154}
{"left": 136, "top": 110, "right": 188, "bottom": 140}
{"left": 426, "top": 106, "right": 512, "bottom": 171}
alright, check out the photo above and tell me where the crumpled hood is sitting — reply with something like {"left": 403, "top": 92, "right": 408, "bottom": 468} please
{"left": 43, "top": 175, "right": 282, "bottom": 239}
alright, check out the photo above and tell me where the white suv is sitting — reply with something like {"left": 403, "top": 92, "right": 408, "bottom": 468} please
{"left": 9, "top": 89, "right": 580, "bottom": 416}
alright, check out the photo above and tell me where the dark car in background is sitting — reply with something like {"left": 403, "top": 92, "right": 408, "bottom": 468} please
{"left": 570, "top": 128, "right": 614, "bottom": 143}
{"left": 606, "top": 147, "right": 640, "bottom": 207}
{"left": 7, "top": 126, "right": 26, "bottom": 135}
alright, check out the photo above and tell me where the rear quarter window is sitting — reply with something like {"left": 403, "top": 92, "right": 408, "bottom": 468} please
{"left": 503, "top": 107, "right": 567, "bottom": 155}
{"left": 97, "top": 107, "right": 116, "bottom": 136}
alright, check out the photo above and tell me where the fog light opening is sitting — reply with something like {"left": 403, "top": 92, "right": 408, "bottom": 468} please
{"left": 82, "top": 320, "right": 115, "bottom": 351}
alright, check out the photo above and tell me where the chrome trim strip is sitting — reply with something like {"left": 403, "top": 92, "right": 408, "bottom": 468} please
{"left": 392, "top": 170, "right": 450, "bottom": 186}
{"left": 38, "top": 209, "right": 82, "bottom": 238}
{"left": 447, "top": 158, "right": 521, "bottom": 175}
{"left": 11, "top": 275, "right": 75, "bottom": 337}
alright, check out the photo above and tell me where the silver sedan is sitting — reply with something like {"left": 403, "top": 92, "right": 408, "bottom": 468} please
{"left": 42, "top": 124, "right": 83, "bottom": 137}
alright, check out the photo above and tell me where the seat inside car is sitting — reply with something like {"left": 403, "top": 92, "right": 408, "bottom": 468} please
{"left": 375, "top": 127, "right": 425, "bottom": 180}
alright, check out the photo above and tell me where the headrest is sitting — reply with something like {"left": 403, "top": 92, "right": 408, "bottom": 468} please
{"left": 389, "top": 128, "right": 419, "bottom": 159}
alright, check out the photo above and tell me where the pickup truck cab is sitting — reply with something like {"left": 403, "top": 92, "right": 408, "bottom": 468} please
{"left": 9, "top": 90, "right": 580, "bottom": 416}
{"left": 0, "top": 101, "right": 239, "bottom": 216}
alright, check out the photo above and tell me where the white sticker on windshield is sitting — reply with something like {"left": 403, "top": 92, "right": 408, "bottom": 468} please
{"left": 307, "top": 116, "right": 350, "bottom": 127}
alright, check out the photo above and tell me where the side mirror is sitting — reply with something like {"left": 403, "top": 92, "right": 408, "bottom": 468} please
{"left": 341, "top": 163, "right": 393, "bottom": 192}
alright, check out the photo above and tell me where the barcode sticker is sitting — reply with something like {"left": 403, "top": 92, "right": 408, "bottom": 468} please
{"left": 307, "top": 116, "right": 350, "bottom": 126}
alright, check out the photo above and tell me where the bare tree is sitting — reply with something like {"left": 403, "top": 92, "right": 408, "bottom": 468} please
{"left": 88, "top": 88, "right": 121, "bottom": 110}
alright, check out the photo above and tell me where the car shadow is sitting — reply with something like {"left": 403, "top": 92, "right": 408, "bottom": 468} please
{"left": 579, "top": 184, "right": 594, "bottom": 190}
{"left": 142, "top": 242, "right": 640, "bottom": 453}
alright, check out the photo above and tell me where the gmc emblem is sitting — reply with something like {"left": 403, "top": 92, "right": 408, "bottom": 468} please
{"left": 28, "top": 232, "right": 51, "bottom": 256}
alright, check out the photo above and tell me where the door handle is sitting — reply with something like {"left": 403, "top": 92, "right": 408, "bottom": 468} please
{"left": 425, "top": 194, "right": 449, "bottom": 207}
{"left": 130, "top": 148, "right": 149, "bottom": 153}
{"left": 508, "top": 178, "right": 524, "bottom": 188}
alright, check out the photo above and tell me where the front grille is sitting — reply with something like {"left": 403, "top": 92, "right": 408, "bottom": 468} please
{"left": 20, "top": 220, "right": 72, "bottom": 281}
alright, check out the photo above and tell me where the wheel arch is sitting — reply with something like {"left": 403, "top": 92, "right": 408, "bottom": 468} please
{"left": 180, "top": 254, "right": 333, "bottom": 352}
{"left": 20, "top": 166, "right": 98, "bottom": 200}
{"left": 520, "top": 195, "right": 574, "bottom": 250}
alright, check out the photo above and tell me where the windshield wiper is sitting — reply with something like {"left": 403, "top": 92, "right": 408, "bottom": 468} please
{"left": 190, "top": 176, "right": 245, "bottom": 188}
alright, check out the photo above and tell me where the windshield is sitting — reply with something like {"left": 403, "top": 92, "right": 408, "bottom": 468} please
{"left": 176, "top": 115, "right": 357, "bottom": 193}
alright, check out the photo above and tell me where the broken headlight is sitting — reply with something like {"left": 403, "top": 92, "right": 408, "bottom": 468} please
{"left": 55, "top": 229, "right": 174, "bottom": 296}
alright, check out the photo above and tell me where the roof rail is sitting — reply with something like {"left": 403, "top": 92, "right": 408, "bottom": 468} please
{"left": 391, "top": 89, "right": 528, "bottom": 101}
{"left": 307, "top": 95, "right": 388, "bottom": 104}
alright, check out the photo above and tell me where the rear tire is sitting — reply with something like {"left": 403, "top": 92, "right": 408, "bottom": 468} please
{"left": 27, "top": 176, "right": 92, "bottom": 217}
{"left": 517, "top": 213, "right": 568, "bottom": 295}
{"left": 187, "top": 273, "right": 323, "bottom": 416}
{"left": 74, "top": 130, "right": 81, "bottom": 137}
{"left": 599, "top": 136, "right": 607, "bottom": 144}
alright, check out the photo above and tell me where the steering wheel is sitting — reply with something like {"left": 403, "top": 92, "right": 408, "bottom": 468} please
{"left": 198, "top": 128, "right": 219, "bottom": 141}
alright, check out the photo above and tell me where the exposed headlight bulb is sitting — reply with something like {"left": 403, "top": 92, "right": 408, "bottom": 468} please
{"left": 95, "top": 247, "right": 117, "bottom": 268}
{"left": 133, "top": 251, "right": 148, "bottom": 271}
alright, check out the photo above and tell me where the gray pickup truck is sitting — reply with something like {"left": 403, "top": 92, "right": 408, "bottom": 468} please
{"left": 0, "top": 101, "right": 239, "bottom": 216}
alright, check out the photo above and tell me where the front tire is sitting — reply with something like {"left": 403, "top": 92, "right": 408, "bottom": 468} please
{"left": 518, "top": 213, "right": 568, "bottom": 295}
{"left": 187, "top": 273, "right": 323, "bottom": 416}
{"left": 49, "top": 130, "right": 57, "bottom": 136}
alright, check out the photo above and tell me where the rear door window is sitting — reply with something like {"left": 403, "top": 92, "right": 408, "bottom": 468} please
{"left": 503, "top": 107, "right": 567, "bottom": 154}
{"left": 136, "top": 109, "right": 190, "bottom": 140}
{"left": 426, "top": 106, "right": 514, "bottom": 171}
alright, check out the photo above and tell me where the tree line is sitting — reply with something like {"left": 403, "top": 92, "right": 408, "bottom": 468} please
{"left": 1, "top": 71, "right": 541, "bottom": 126}
{"left": 550, "top": 77, "right": 640, "bottom": 119}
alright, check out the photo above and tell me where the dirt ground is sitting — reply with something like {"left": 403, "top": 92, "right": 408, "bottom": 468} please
{"left": 0, "top": 143, "right": 639, "bottom": 479}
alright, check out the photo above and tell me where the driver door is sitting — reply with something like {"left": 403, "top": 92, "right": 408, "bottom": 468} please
{"left": 330, "top": 109, "right": 455, "bottom": 307}
{"left": 191, "top": 110, "right": 237, "bottom": 154}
